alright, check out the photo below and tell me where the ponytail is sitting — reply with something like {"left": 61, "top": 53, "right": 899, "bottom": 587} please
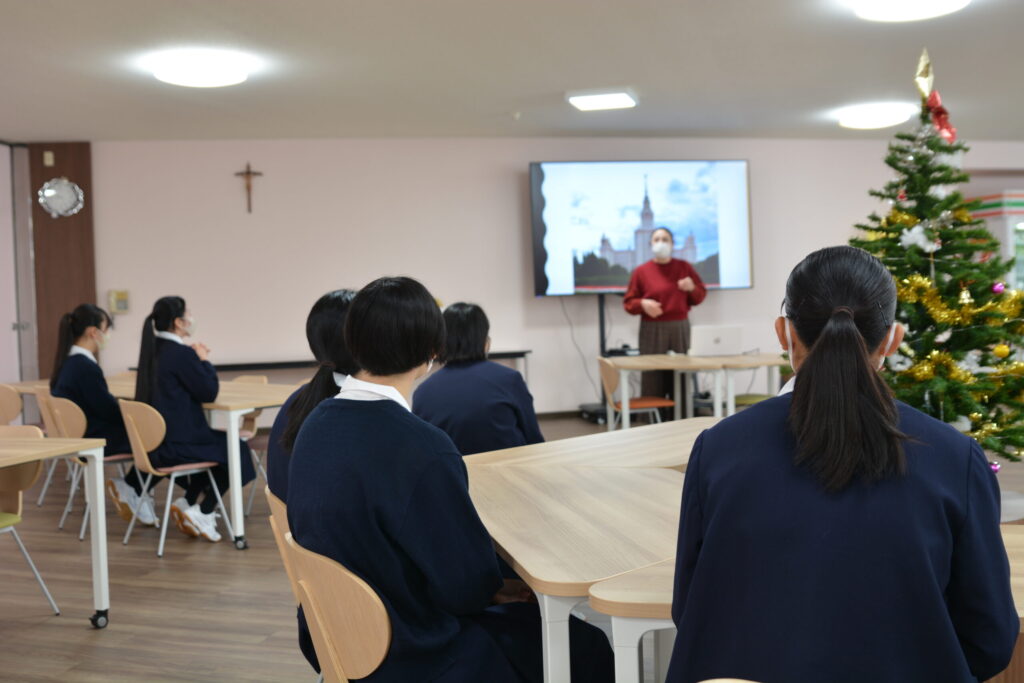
{"left": 785, "top": 246, "right": 906, "bottom": 493}
{"left": 51, "top": 304, "right": 113, "bottom": 390}
{"left": 135, "top": 296, "right": 186, "bottom": 405}
{"left": 279, "top": 289, "right": 358, "bottom": 452}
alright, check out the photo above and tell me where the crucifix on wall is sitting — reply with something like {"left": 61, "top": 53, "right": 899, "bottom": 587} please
{"left": 234, "top": 162, "right": 263, "bottom": 213}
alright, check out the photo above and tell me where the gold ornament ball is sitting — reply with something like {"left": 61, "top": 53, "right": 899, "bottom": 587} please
{"left": 994, "top": 344, "right": 1011, "bottom": 359}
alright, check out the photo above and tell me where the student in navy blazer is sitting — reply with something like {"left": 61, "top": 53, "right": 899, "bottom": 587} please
{"left": 413, "top": 302, "right": 543, "bottom": 456}
{"left": 50, "top": 304, "right": 158, "bottom": 526}
{"left": 265, "top": 288, "right": 358, "bottom": 674}
{"left": 134, "top": 296, "right": 254, "bottom": 544}
{"left": 287, "top": 277, "right": 612, "bottom": 683}
{"left": 667, "top": 247, "right": 1018, "bottom": 683}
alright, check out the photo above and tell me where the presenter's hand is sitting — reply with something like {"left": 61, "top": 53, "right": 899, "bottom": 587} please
{"left": 191, "top": 343, "right": 211, "bottom": 362}
{"left": 678, "top": 277, "right": 696, "bottom": 292}
{"left": 641, "top": 299, "right": 664, "bottom": 318}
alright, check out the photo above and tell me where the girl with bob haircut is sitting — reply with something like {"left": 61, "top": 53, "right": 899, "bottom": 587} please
{"left": 134, "top": 296, "right": 254, "bottom": 543}
{"left": 287, "top": 276, "right": 611, "bottom": 683}
{"left": 51, "top": 304, "right": 157, "bottom": 526}
{"left": 414, "top": 302, "right": 544, "bottom": 456}
{"left": 666, "top": 246, "right": 1018, "bottom": 683}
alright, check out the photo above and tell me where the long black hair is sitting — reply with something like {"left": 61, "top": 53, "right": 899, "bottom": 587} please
{"left": 134, "top": 296, "right": 186, "bottom": 404}
{"left": 785, "top": 246, "right": 906, "bottom": 492}
{"left": 344, "top": 277, "right": 445, "bottom": 376}
{"left": 281, "top": 289, "right": 359, "bottom": 451}
{"left": 443, "top": 302, "right": 489, "bottom": 364}
{"left": 50, "top": 304, "right": 113, "bottom": 390}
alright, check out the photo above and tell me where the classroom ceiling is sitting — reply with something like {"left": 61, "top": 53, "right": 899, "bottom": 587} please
{"left": 0, "top": 0, "right": 1021, "bottom": 142}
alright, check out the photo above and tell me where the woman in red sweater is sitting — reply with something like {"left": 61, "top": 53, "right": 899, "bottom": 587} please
{"left": 623, "top": 227, "right": 707, "bottom": 400}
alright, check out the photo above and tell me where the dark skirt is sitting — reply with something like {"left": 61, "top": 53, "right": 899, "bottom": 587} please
{"left": 151, "top": 429, "right": 255, "bottom": 484}
{"left": 638, "top": 318, "right": 691, "bottom": 399}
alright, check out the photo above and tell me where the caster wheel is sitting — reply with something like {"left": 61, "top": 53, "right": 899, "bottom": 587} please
{"left": 234, "top": 537, "right": 249, "bottom": 550}
{"left": 90, "top": 611, "right": 109, "bottom": 629}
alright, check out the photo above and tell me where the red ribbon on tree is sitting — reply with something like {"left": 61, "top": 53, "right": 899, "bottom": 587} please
{"left": 926, "top": 90, "right": 957, "bottom": 143}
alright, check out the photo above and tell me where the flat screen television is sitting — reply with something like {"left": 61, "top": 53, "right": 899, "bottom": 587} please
{"left": 529, "top": 160, "right": 752, "bottom": 296}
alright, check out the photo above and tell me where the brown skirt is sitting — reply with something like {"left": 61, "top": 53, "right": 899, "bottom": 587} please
{"left": 638, "top": 318, "right": 691, "bottom": 399}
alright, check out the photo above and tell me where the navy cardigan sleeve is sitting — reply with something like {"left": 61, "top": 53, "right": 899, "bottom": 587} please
{"left": 76, "top": 360, "right": 122, "bottom": 425}
{"left": 171, "top": 346, "right": 219, "bottom": 404}
{"left": 948, "top": 442, "right": 1019, "bottom": 680}
{"left": 671, "top": 431, "right": 705, "bottom": 626}
{"left": 510, "top": 373, "right": 544, "bottom": 446}
{"left": 397, "top": 452, "right": 502, "bottom": 616}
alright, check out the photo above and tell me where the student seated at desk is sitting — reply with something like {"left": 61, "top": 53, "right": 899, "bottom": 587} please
{"left": 134, "top": 296, "right": 254, "bottom": 543}
{"left": 413, "top": 302, "right": 543, "bottom": 456}
{"left": 288, "top": 277, "right": 612, "bottom": 683}
{"left": 266, "top": 288, "right": 357, "bottom": 675}
{"left": 667, "top": 246, "right": 1018, "bottom": 683}
{"left": 51, "top": 304, "right": 157, "bottom": 526}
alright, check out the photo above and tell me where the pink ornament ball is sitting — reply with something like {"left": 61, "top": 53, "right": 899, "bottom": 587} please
{"left": 993, "top": 282, "right": 1006, "bottom": 294}
{"left": 990, "top": 461, "right": 1002, "bottom": 474}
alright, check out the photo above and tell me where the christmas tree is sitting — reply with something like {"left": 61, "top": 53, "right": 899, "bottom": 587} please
{"left": 850, "top": 50, "right": 1024, "bottom": 464}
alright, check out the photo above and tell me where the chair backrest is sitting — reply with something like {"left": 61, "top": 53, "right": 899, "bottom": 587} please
{"left": 597, "top": 358, "right": 620, "bottom": 409}
{"left": 49, "top": 396, "right": 88, "bottom": 439}
{"left": 34, "top": 390, "right": 59, "bottom": 435}
{"left": 0, "top": 384, "right": 22, "bottom": 424}
{"left": 118, "top": 399, "right": 167, "bottom": 476}
{"left": 0, "top": 425, "right": 45, "bottom": 516}
{"left": 265, "top": 487, "right": 302, "bottom": 604}
{"left": 283, "top": 531, "right": 391, "bottom": 683}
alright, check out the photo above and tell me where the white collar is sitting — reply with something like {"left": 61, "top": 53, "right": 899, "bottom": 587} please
{"left": 69, "top": 345, "right": 97, "bottom": 364}
{"left": 154, "top": 330, "right": 186, "bottom": 345}
{"left": 332, "top": 372, "right": 347, "bottom": 387}
{"left": 336, "top": 374, "right": 411, "bottom": 412}
{"left": 778, "top": 375, "right": 795, "bottom": 396}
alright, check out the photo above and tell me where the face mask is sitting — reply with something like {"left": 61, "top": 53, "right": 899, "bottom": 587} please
{"left": 878, "top": 323, "right": 897, "bottom": 370}
{"left": 96, "top": 329, "right": 110, "bottom": 350}
{"left": 427, "top": 358, "right": 434, "bottom": 373}
{"left": 182, "top": 316, "right": 196, "bottom": 337}
{"left": 651, "top": 242, "right": 672, "bottom": 259}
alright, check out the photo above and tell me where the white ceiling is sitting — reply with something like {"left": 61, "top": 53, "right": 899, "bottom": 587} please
{"left": 0, "top": 0, "right": 1020, "bottom": 142}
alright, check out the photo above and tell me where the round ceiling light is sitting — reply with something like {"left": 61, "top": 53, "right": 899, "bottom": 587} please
{"left": 140, "top": 48, "right": 262, "bottom": 88}
{"left": 832, "top": 102, "right": 919, "bottom": 130}
{"left": 840, "top": 0, "right": 971, "bottom": 22}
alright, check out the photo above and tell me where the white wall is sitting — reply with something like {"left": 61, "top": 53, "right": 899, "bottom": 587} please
{"left": 0, "top": 144, "right": 20, "bottom": 384}
{"left": 90, "top": 137, "right": 1024, "bottom": 412}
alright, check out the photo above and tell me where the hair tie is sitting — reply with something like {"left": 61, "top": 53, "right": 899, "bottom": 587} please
{"left": 319, "top": 361, "right": 336, "bottom": 370}
{"left": 831, "top": 306, "right": 855, "bottom": 318}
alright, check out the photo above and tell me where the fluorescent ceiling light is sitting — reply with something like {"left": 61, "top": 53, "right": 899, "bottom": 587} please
{"left": 840, "top": 0, "right": 971, "bottom": 22}
{"left": 832, "top": 102, "right": 918, "bottom": 130}
{"left": 139, "top": 48, "right": 262, "bottom": 88}
{"left": 566, "top": 90, "right": 637, "bottom": 112}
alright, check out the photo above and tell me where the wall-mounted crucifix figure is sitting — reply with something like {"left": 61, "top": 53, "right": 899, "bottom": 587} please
{"left": 234, "top": 162, "right": 263, "bottom": 213}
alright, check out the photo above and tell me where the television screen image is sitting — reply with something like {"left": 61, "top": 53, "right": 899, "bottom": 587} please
{"left": 529, "top": 160, "right": 752, "bottom": 296}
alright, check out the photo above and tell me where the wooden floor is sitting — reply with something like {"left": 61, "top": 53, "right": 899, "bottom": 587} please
{"left": 0, "top": 415, "right": 603, "bottom": 683}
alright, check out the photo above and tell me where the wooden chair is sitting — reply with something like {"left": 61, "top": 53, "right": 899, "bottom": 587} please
{"left": 233, "top": 375, "right": 271, "bottom": 516}
{"left": 0, "top": 424, "right": 60, "bottom": 615}
{"left": 32, "top": 390, "right": 74, "bottom": 507}
{"left": 265, "top": 486, "right": 302, "bottom": 605}
{"left": 49, "top": 397, "right": 132, "bottom": 539}
{"left": 119, "top": 399, "right": 234, "bottom": 557}
{"left": 0, "top": 383, "right": 22, "bottom": 424}
{"left": 282, "top": 530, "right": 391, "bottom": 683}
{"left": 597, "top": 358, "right": 675, "bottom": 431}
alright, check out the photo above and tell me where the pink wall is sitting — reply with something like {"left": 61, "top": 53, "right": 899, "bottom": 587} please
{"left": 90, "top": 137, "right": 1024, "bottom": 412}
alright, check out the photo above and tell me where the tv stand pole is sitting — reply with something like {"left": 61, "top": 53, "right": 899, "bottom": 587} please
{"left": 597, "top": 293, "right": 607, "bottom": 358}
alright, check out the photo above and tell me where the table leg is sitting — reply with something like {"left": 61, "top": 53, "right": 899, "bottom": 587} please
{"left": 726, "top": 370, "right": 737, "bottom": 416}
{"left": 683, "top": 373, "right": 694, "bottom": 419}
{"left": 538, "top": 593, "right": 580, "bottom": 683}
{"left": 768, "top": 364, "right": 780, "bottom": 394}
{"left": 620, "top": 369, "right": 631, "bottom": 430}
{"left": 222, "top": 409, "right": 248, "bottom": 550}
{"left": 610, "top": 616, "right": 675, "bottom": 683}
{"left": 672, "top": 371, "right": 681, "bottom": 421}
{"left": 81, "top": 447, "right": 109, "bottom": 628}
{"left": 652, "top": 627, "right": 677, "bottom": 682}
{"left": 712, "top": 371, "right": 723, "bottom": 418}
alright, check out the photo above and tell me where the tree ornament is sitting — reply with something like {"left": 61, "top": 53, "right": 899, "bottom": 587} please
{"left": 935, "top": 329, "right": 952, "bottom": 343}
{"left": 990, "top": 461, "right": 1002, "bottom": 474}
{"left": 898, "top": 188, "right": 907, "bottom": 201}
{"left": 993, "top": 282, "right": 1006, "bottom": 294}
{"left": 994, "top": 344, "right": 1011, "bottom": 359}
{"left": 954, "top": 208, "right": 973, "bottom": 223}
{"left": 959, "top": 287, "right": 974, "bottom": 306}
{"left": 926, "top": 90, "right": 957, "bottom": 143}
{"left": 899, "top": 224, "right": 940, "bottom": 253}
{"left": 914, "top": 49, "right": 934, "bottom": 99}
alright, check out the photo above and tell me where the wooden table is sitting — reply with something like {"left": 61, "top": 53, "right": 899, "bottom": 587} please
{"left": 466, "top": 417, "right": 719, "bottom": 471}
{"left": 0, "top": 437, "right": 109, "bottom": 628}
{"left": 10, "top": 378, "right": 295, "bottom": 549}
{"left": 468, "top": 464, "right": 683, "bottom": 682}
{"left": 602, "top": 353, "right": 785, "bottom": 428}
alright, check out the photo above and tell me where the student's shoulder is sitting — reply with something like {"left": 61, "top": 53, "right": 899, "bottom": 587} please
{"left": 702, "top": 394, "right": 791, "bottom": 443}
{"left": 895, "top": 401, "right": 975, "bottom": 455}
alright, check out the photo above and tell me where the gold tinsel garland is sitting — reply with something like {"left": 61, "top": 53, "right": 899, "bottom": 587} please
{"left": 895, "top": 274, "right": 1024, "bottom": 325}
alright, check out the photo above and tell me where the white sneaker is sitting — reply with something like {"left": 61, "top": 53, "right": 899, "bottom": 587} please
{"left": 184, "top": 506, "right": 222, "bottom": 543}
{"left": 171, "top": 499, "right": 199, "bottom": 538}
{"left": 107, "top": 478, "right": 153, "bottom": 525}
{"left": 135, "top": 492, "right": 158, "bottom": 527}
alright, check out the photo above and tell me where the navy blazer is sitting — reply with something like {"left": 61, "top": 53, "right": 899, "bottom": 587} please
{"left": 266, "top": 385, "right": 303, "bottom": 502}
{"left": 287, "top": 398, "right": 528, "bottom": 682}
{"left": 413, "top": 360, "right": 544, "bottom": 456}
{"left": 668, "top": 395, "right": 1018, "bottom": 683}
{"left": 52, "top": 354, "right": 130, "bottom": 454}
